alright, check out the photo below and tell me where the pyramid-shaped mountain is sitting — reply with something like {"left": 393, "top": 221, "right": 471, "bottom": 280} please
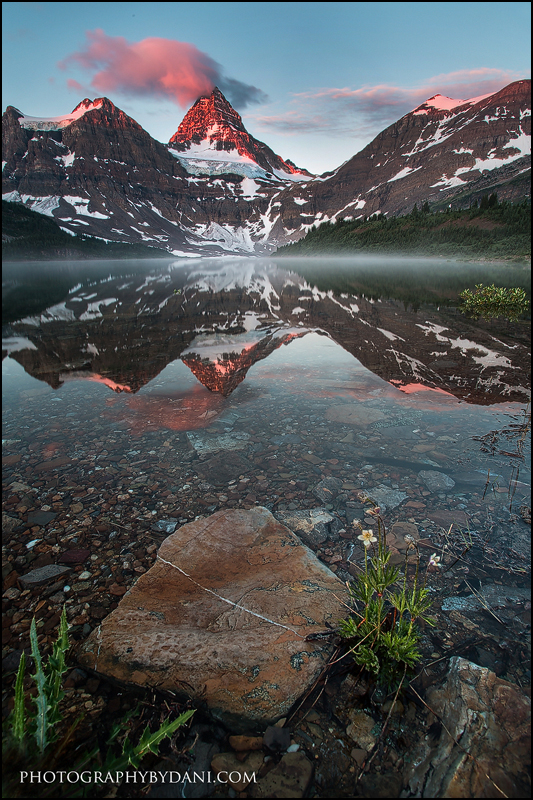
{"left": 169, "top": 87, "right": 312, "bottom": 179}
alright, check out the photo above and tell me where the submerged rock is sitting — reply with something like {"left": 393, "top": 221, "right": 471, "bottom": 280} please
{"left": 249, "top": 751, "right": 314, "bottom": 798}
{"left": 388, "top": 521, "right": 420, "bottom": 564}
{"left": 418, "top": 469, "right": 455, "bottom": 492}
{"left": 195, "top": 451, "right": 254, "bottom": 485}
{"left": 150, "top": 518, "right": 178, "bottom": 534}
{"left": 19, "top": 564, "right": 71, "bottom": 588}
{"left": 366, "top": 485, "right": 408, "bottom": 511}
{"left": 78, "top": 507, "right": 347, "bottom": 731}
{"left": 186, "top": 431, "right": 251, "bottom": 455}
{"left": 313, "top": 477, "right": 344, "bottom": 503}
{"left": 325, "top": 405, "right": 385, "bottom": 426}
{"left": 274, "top": 508, "right": 334, "bottom": 548}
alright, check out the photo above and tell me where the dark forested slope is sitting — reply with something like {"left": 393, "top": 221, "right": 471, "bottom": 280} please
{"left": 2, "top": 201, "right": 168, "bottom": 260}
{"left": 275, "top": 198, "right": 531, "bottom": 261}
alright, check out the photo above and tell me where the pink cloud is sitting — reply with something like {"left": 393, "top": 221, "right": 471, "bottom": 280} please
{"left": 58, "top": 29, "right": 266, "bottom": 109}
{"left": 254, "top": 68, "right": 527, "bottom": 137}
{"left": 66, "top": 78, "right": 84, "bottom": 93}
{"left": 294, "top": 68, "right": 524, "bottom": 111}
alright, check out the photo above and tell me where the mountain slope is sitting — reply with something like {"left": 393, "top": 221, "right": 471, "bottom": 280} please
{"left": 275, "top": 201, "right": 532, "bottom": 261}
{"left": 1, "top": 199, "right": 169, "bottom": 261}
{"left": 2, "top": 90, "right": 313, "bottom": 255}
{"left": 270, "top": 80, "right": 531, "bottom": 243}
{"left": 2, "top": 97, "right": 199, "bottom": 252}
{"left": 2, "top": 81, "right": 530, "bottom": 255}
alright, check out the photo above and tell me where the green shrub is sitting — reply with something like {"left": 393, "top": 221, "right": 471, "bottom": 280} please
{"left": 459, "top": 283, "right": 530, "bottom": 321}
{"left": 3, "top": 607, "right": 194, "bottom": 797}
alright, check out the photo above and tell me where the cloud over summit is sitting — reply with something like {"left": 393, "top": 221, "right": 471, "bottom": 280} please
{"left": 58, "top": 29, "right": 267, "bottom": 110}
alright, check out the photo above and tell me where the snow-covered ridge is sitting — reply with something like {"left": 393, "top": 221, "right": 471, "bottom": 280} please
{"left": 411, "top": 91, "right": 496, "bottom": 116}
{"left": 17, "top": 100, "right": 104, "bottom": 131}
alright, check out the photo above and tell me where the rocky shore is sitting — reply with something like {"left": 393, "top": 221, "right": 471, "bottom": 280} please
{"left": 2, "top": 375, "right": 531, "bottom": 796}
{"left": 3, "top": 464, "right": 531, "bottom": 797}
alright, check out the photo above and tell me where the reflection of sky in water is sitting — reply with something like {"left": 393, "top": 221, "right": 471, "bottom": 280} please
{"left": 3, "top": 330, "right": 528, "bottom": 490}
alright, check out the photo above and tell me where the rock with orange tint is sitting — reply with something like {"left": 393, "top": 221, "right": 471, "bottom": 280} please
{"left": 387, "top": 521, "right": 420, "bottom": 565}
{"left": 406, "top": 657, "right": 531, "bottom": 798}
{"left": 78, "top": 507, "right": 347, "bottom": 731}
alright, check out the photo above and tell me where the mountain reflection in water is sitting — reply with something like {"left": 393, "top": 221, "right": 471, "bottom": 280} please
{"left": 2, "top": 256, "right": 530, "bottom": 405}
{"left": 2, "top": 256, "right": 531, "bottom": 689}
{"left": 105, "top": 384, "right": 226, "bottom": 436}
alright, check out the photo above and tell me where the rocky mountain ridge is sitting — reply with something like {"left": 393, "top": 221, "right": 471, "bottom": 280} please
{"left": 2, "top": 81, "right": 530, "bottom": 255}
{"left": 275, "top": 79, "right": 531, "bottom": 239}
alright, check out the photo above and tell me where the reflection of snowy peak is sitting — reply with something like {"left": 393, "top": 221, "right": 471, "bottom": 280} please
{"left": 2, "top": 80, "right": 530, "bottom": 254}
{"left": 181, "top": 327, "right": 310, "bottom": 395}
{"left": 7, "top": 259, "right": 530, "bottom": 404}
{"left": 185, "top": 261, "right": 297, "bottom": 314}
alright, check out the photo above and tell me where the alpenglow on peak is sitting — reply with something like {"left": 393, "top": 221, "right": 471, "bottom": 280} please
{"left": 168, "top": 86, "right": 312, "bottom": 178}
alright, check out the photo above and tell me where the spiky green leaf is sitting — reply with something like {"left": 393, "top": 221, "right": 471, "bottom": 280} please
{"left": 29, "top": 617, "right": 52, "bottom": 753}
{"left": 11, "top": 651, "right": 27, "bottom": 745}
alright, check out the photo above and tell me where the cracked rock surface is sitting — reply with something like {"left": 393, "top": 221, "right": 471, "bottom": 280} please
{"left": 78, "top": 507, "right": 347, "bottom": 731}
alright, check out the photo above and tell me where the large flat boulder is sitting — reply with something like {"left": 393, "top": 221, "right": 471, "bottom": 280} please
{"left": 78, "top": 507, "right": 348, "bottom": 731}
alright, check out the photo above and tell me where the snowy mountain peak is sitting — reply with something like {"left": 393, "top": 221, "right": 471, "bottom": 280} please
{"left": 169, "top": 87, "right": 312, "bottom": 180}
{"left": 426, "top": 94, "right": 463, "bottom": 108}
{"left": 2, "top": 80, "right": 529, "bottom": 257}
{"left": 72, "top": 97, "right": 103, "bottom": 114}
{"left": 17, "top": 98, "right": 105, "bottom": 131}
{"left": 170, "top": 86, "right": 246, "bottom": 147}
{"left": 411, "top": 94, "right": 467, "bottom": 115}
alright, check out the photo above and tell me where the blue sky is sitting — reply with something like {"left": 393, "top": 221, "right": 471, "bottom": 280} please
{"left": 2, "top": 1, "right": 531, "bottom": 174}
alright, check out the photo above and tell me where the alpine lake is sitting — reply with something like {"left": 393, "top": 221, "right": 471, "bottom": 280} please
{"left": 2, "top": 254, "right": 531, "bottom": 796}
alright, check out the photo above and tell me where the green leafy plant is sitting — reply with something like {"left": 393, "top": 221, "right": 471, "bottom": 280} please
{"left": 338, "top": 501, "right": 436, "bottom": 689}
{"left": 74, "top": 706, "right": 196, "bottom": 779}
{"left": 459, "top": 283, "right": 530, "bottom": 322}
{"left": 8, "top": 606, "right": 70, "bottom": 757}
{"left": 4, "top": 606, "right": 195, "bottom": 797}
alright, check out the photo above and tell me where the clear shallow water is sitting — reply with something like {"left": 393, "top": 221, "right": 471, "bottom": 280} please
{"left": 2, "top": 256, "right": 531, "bottom": 683}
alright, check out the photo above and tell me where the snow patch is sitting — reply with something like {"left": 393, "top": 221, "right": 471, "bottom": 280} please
{"left": 79, "top": 298, "right": 118, "bottom": 321}
{"left": 2, "top": 336, "right": 38, "bottom": 354}
{"left": 18, "top": 100, "right": 104, "bottom": 131}
{"left": 2, "top": 192, "right": 62, "bottom": 217}
{"left": 387, "top": 165, "right": 423, "bottom": 183}
{"left": 64, "top": 196, "right": 110, "bottom": 219}
{"left": 377, "top": 328, "right": 404, "bottom": 341}
{"left": 54, "top": 151, "right": 76, "bottom": 168}
{"left": 170, "top": 142, "right": 308, "bottom": 183}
